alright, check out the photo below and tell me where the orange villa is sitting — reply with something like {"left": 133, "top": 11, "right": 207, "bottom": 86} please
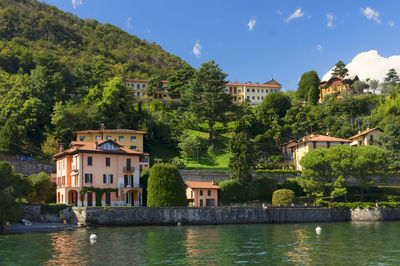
{"left": 54, "top": 139, "right": 144, "bottom": 206}
{"left": 185, "top": 181, "right": 219, "bottom": 207}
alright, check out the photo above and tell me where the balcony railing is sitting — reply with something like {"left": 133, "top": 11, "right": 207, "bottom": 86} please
{"left": 123, "top": 166, "right": 133, "bottom": 172}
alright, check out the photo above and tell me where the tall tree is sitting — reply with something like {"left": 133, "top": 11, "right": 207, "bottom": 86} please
{"left": 167, "top": 66, "right": 194, "bottom": 99}
{"left": 181, "top": 60, "right": 232, "bottom": 143}
{"left": 228, "top": 132, "right": 255, "bottom": 183}
{"left": 146, "top": 75, "right": 163, "bottom": 99}
{"left": 384, "top": 68, "right": 400, "bottom": 87}
{"left": 297, "top": 71, "right": 320, "bottom": 101}
{"left": 259, "top": 92, "right": 292, "bottom": 118}
{"left": 331, "top": 61, "right": 349, "bottom": 77}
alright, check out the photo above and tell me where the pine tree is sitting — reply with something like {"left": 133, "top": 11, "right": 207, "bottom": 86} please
{"left": 331, "top": 61, "right": 349, "bottom": 77}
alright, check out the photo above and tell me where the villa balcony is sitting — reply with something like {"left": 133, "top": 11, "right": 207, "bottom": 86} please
{"left": 123, "top": 166, "right": 133, "bottom": 172}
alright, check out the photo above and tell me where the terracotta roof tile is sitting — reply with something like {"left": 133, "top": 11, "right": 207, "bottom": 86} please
{"left": 73, "top": 129, "right": 146, "bottom": 134}
{"left": 226, "top": 83, "right": 281, "bottom": 88}
{"left": 348, "top": 127, "right": 383, "bottom": 140}
{"left": 185, "top": 181, "right": 219, "bottom": 189}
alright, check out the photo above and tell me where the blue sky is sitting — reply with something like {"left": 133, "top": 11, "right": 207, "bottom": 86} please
{"left": 42, "top": 0, "right": 400, "bottom": 91}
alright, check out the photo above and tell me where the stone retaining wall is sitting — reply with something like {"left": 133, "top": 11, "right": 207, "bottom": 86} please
{"left": 19, "top": 205, "right": 400, "bottom": 226}
{"left": 0, "top": 159, "right": 55, "bottom": 175}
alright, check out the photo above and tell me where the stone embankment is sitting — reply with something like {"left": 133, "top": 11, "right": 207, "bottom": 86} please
{"left": 0, "top": 154, "right": 55, "bottom": 175}
{"left": 17, "top": 205, "right": 400, "bottom": 227}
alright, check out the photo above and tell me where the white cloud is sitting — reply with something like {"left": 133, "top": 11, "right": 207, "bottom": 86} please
{"left": 322, "top": 50, "right": 400, "bottom": 83}
{"left": 388, "top": 21, "right": 395, "bottom": 27}
{"left": 193, "top": 40, "right": 201, "bottom": 58}
{"left": 275, "top": 10, "right": 282, "bottom": 16}
{"left": 126, "top": 17, "right": 132, "bottom": 29}
{"left": 361, "top": 7, "right": 381, "bottom": 24}
{"left": 317, "top": 44, "right": 323, "bottom": 53}
{"left": 286, "top": 8, "right": 304, "bottom": 22}
{"left": 72, "top": 0, "right": 82, "bottom": 9}
{"left": 327, "top": 13, "right": 334, "bottom": 27}
{"left": 247, "top": 16, "right": 256, "bottom": 31}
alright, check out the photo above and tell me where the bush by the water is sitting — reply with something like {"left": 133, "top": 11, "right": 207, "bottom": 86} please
{"left": 218, "top": 180, "right": 248, "bottom": 204}
{"left": 331, "top": 202, "right": 400, "bottom": 209}
{"left": 272, "top": 189, "right": 295, "bottom": 206}
{"left": 147, "top": 163, "right": 187, "bottom": 206}
{"left": 247, "top": 178, "right": 277, "bottom": 202}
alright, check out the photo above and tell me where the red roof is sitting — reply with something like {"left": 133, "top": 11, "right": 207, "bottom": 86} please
{"left": 73, "top": 129, "right": 146, "bottom": 134}
{"left": 348, "top": 127, "right": 383, "bottom": 140}
{"left": 185, "top": 181, "right": 219, "bottom": 189}
{"left": 53, "top": 139, "right": 143, "bottom": 159}
{"left": 226, "top": 83, "right": 281, "bottom": 88}
{"left": 300, "top": 135, "right": 351, "bottom": 144}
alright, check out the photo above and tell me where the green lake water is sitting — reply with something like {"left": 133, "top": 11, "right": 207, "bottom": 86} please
{"left": 1, "top": 222, "right": 400, "bottom": 265}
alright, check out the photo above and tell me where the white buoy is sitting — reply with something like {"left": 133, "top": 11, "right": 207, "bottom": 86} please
{"left": 90, "top": 233, "right": 97, "bottom": 240}
{"left": 315, "top": 226, "right": 322, "bottom": 234}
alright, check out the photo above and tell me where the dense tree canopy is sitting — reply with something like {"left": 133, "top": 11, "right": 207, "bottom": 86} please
{"left": 331, "top": 61, "right": 349, "bottom": 77}
{"left": 297, "top": 71, "right": 320, "bottom": 101}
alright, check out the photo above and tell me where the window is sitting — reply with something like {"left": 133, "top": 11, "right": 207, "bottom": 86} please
{"left": 63, "top": 159, "right": 65, "bottom": 169}
{"left": 261, "top": 89, "right": 264, "bottom": 93}
{"left": 137, "top": 92, "right": 140, "bottom": 97}
{"left": 101, "top": 143, "right": 117, "bottom": 150}
{"left": 79, "top": 136, "right": 86, "bottom": 141}
{"left": 261, "top": 96, "right": 264, "bottom": 100}
{"left": 88, "top": 156, "right": 92, "bottom": 166}
{"left": 143, "top": 84, "right": 146, "bottom": 88}
{"left": 106, "top": 157, "right": 110, "bottom": 166}
{"left": 257, "top": 96, "right": 259, "bottom": 100}
{"left": 62, "top": 176, "right": 65, "bottom": 186}
{"left": 106, "top": 136, "right": 112, "bottom": 140}
{"left": 252, "top": 89, "right": 255, "bottom": 92}
{"left": 124, "top": 175, "right": 133, "bottom": 187}
{"left": 199, "top": 199, "right": 203, "bottom": 207}
{"left": 130, "top": 146, "right": 137, "bottom": 150}
{"left": 247, "top": 96, "right": 250, "bottom": 99}
{"left": 313, "top": 142, "right": 316, "bottom": 149}
{"left": 200, "top": 189, "right": 203, "bottom": 196}
{"left": 95, "top": 136, "right": 101, "bottom": 140}
{"left": 257, "top": 89, "right": 259, "bottom": 93}
{"left": 136, "top": 84, "right": 140, "bottom": 89}
{"left": 130, "top": 136, "right": 136, "bottom": 142}
{"left": 225, "top": 89, "right": 228, "bottom": 92}
{"left": 247, "top": 89, "right": 250, "bottom": 92}
{"left": 266, "top": 89, "right": 269, "bottom": 93}
{"left": 103, "top": 174, "right": 113, "bottom": 184}
{"left": 85, "top": 173, "right": 93, "bottom": 183}
{"left": 252, "top": 96, "right": 255, "bottom": 100}
{"left": 126, "top": 158, "right": 131, "bottom": 170}
{"left": 327, "top": 142, "right": 330, "bottom": 148}
{"left": 207, "top": 190, "right": 211, "bottom": 196}
{"left": 119, "top": 136, "right": 124, "bottom": 141}
{"left": 238, "top": 89, "right": 241, "bottom": 92}
{"left": 142, "top": 92, "right": 145, "bottom": 96}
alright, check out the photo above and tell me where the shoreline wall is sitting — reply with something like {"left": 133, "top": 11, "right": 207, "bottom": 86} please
{"left": 19, "top": 205, "right": 400, "bottom": 226}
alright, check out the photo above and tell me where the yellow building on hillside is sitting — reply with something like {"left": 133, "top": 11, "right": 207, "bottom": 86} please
{"left": 319, "top": 75, "right": 359, "bottom": 103}
{"left": 73, "top": 126, "right": 149, "bottom": 171}
{"left": 288, "top": 134, "right": 351, "bottom": 170}
{"left": 126, "top": 78, "right": 282, "bottom": 105}
{"left": 126, "top": 78, "right": 176, "bottom": 102}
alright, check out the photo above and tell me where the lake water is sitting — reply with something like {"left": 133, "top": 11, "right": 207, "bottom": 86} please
{"left": 1, "top": 222, "right": 400, "bottom": 265}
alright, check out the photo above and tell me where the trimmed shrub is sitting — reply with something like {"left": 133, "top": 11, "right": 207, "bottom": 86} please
{"left": 219, "top": 179, "right": 248, "bottom": 204}
{"left": 170, "top": 157, "right": 186, "bottom": 169}
{"left": 256, "top": 169, "right": 300, "bottom": 175}
{"left": 272, "top": 189, "right": 295, "bottom": 206}
{"left": 147, "top": 163, "right": 187, "bottom": 207}
{"left": 247, "top": 177, "right": 277, "bottom": 201}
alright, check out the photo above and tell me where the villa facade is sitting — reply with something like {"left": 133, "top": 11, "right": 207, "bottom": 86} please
{"left": 185, "top": 181, "right": 219, "bottom": 207}
{"left": 54, "top": 139, "right": 143, "bottom": 207}
{"left": 348, "top": 127, "right": 383, "bottom": 146}
{"left": 319, "top": 75, "right": 359, "bottom": 103}
{"left": 126, "top": 78, "right": 282, "bottom": 105}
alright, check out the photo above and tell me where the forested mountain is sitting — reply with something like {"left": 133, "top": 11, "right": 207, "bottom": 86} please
{"left": 0, "top": 0, "right": 189, "bottom": 157}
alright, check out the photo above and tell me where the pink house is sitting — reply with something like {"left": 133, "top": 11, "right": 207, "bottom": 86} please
{"left": 185, "top": 181, "right": 219, "bottom": 207}
{"left": 54, "top": 139, "right": 143, "bottom": 206}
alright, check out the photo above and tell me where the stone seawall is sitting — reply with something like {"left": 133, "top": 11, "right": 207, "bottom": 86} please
{"left": 0, "top": 158, "right": 55, "bottom": 175}
{"left": 19, "top": 205, "right": 400, "bottom": 226}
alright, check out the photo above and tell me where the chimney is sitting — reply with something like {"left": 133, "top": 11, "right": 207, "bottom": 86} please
{"left": 94, "top": 140, "right": 98, "bottom": 149}
{"left": 59, "top": 144, "right": 64, "bottom": 152}
{"left": 100, "top": 124, "right": 105, "bottom": 131}
{"left": 326, "top": 132, "right": 331, "bottom": 136}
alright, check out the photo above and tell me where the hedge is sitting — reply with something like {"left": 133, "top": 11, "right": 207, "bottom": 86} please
{"left": 331, "top": 202, "right": 400, "bottom": 209}
{"left": 147, "top": 163, "right": 187, "bottom": 207}
{"left": 272, "top": 189, "right": 295, "bottom": 206}
{"left": 218, "top": 179, "right": 248, "bottom": 204}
